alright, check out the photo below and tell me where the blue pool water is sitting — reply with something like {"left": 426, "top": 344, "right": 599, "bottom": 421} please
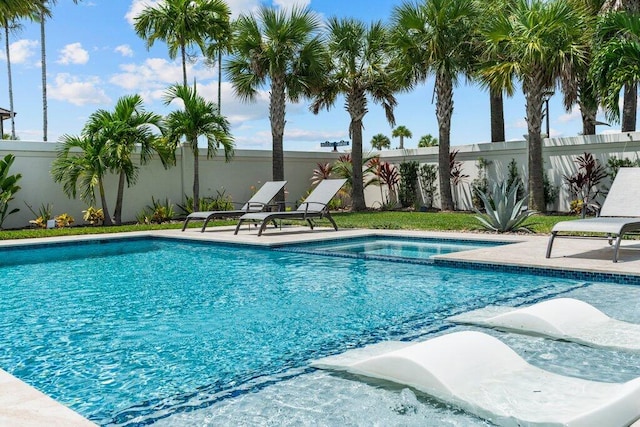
{"left": 0, "top": 238, "right": 611, "bottom": 425}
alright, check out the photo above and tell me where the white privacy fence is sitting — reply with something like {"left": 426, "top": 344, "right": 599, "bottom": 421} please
{"left": 1, "top": 132, "right": 639, "bottom": 229}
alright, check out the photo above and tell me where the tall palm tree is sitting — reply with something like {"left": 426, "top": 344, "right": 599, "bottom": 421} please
{"left": 39, "top": 0, "right": 79, "bottom": 141}
{"left": 418, "top": 134, "right": 439, "bottom": 147}
{"left": 480, "top": 0, "right": 590, "bottom": 211}
{"left": 601, "top": 0, "right": 640, "bottom": 131}
{"left": 227, "top": 6, "right": 327, "bottom": 204}
{"left": 371, "top": 133, "right": 391, "bottom": 150}
{"left": 0, "top": 1, "right": 48, "bottom": 140}
{"left": 392, "top": 125, "right": 412, "bottom": 149}
{"left": 51, "top": 133, "right": 113, "bottom": 225}
{"left": 311, "top": 18, "right": 397, "bottom": 211}
{"left": 163, "top": 83, "right": 234, "bottom": 211}
{"left": 391, "top": 0, "right": 478, "bottom": 211}
{"left": 134, "top": 0, "right": 231, "bottom": 87}
{"left": 591, "top": 10, "right": 640, "bottom": 127}
{"left": 83, "top": 95, "right": 172, "bottom": 225}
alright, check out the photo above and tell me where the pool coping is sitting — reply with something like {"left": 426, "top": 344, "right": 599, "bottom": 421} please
{"left": 3, "top": 226, "right": 640, "bottom": 424}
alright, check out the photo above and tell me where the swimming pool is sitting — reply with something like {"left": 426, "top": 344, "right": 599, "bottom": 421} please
{"left": 0, "top": 237, "right": 632, "bottom": 425}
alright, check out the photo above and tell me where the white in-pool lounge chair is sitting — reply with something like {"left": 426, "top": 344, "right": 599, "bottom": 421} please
{"left": 181, "top": 181, "right": 287, "bottom": 232}
{"left": 312, "top": 331, "right": 640, "bottom": 427}
{"left": 234, "top": 179, "right": 347, "bottom": 236}
{"left": 449, "top": 297, "right": 640, "bottom": 352}
{"left": 546, "top": 167, "right": 640, "bottom": 262}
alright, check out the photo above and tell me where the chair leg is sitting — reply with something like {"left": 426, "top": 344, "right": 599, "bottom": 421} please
{"left": 306, "top": 219, "right": 314, "bottom": 230}
{"left": 201, "top": 216, "right": 212, "bottom": 232}
{"left": 326, "top": 213, "right": 339, "bottom": 231}
{"left": 545, "top": 232, "right": 557, "bottom": 258}
{"left": 613, "top": 235, "right": 622, "bottom": 263}
{"left": 257, "top": 220, "right": 269, "bottom": 236}
{"left": 234, "top": 219, "right": 244, "bottom": 235}
{"left": 181, "top": 218, "right": 190, "bottom": 231}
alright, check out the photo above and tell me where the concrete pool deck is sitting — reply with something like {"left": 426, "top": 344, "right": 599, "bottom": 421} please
{"left": 2, "top": 225, "right": 640, "bottom": 425}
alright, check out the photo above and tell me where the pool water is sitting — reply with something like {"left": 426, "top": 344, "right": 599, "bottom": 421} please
{"left": 283, "top": 236, "right": 504, "bottom": 261}
{"left": 0, "top": 238, "right": 627, "bottom": 426}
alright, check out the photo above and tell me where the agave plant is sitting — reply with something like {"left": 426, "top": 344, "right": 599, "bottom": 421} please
{"left": 473, "top": 182, "right": 536, "bottom": 233}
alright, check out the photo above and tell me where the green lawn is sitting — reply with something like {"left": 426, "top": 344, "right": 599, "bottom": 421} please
{"left": 0, "top": 211, "right": 572, "bottom": 240}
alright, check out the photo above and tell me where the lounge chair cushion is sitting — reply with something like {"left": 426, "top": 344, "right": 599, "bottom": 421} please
{"left": 449, "top": 298, "right": 640, "bottom": 352}
{"left": 313, "top": 331, "right": 640, "bottom": 427}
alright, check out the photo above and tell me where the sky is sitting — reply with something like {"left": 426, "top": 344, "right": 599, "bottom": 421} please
{"left": 0, "top": 0, "right": 629, "bottom": 152}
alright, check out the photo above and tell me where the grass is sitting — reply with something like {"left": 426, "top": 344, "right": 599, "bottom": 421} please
{"left": 0, "top": 211, "right": 572, "bottom": 240}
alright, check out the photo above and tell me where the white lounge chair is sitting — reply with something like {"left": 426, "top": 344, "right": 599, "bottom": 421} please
{"left": 312, "top": 331, "right": 640, "bottom": 427}
{"left": 449, "top": 297, "right": 640, "bottom": 352}
{"left": 234, "top": 179, "right": 347, "bottom": 236}
{"left": 546, "top": 167, "right": 640, "bottom": 262}
{"left": 181, "top": 181, "right": 287, "bottom": 232}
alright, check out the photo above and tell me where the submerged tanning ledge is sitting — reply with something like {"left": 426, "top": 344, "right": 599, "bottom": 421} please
{"left": 312, "top": 331, "right": 640, "bottom": 427}
{"left": 449, "top": 297, "right": 640, "bottom": 352}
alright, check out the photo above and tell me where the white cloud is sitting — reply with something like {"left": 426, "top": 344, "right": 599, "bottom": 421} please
{"left": 110, "top": 58, "right": 215, "bottom": 94}
{"left": 125, "top": 0, "right": 159, "bottom": 25}
{"left": 558, "top": 107, "right": 581, "bottom": 124}
{"left": 272, "top": 0, "right": 310, "bottom": 9}
{"left": 57, "top": 43, "right": 89, "bottom": 65}
{"left": 509, "top": 119, "right": 528, "bottom": 129}
{"left": 0, "top": 39, "right": 39, "bottom": 64}
{"left": 115, "top": 44, "right": 134, "bottom": 57}
{"left": 48, "top": 73, "right": 111, "bottom": 106}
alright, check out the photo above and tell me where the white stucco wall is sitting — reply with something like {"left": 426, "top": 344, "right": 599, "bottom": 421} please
{"left": 1, "top": 132, "right": 639, "bottom": 229}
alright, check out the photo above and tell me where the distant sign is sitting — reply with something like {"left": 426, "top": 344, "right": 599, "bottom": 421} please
{"left": 320, "top": 140, "right": 350, "bottom": 152}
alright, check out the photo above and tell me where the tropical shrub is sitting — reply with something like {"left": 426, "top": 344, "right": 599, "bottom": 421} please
{"left": 83, "top": 207, "right": 104, "bottom": 226}
{"left": 55, "top": 213, "right": 74, "bottom": 228}
{"left": 418, "top": 164, "right": 438, "bottom": 209}
{"left": 371, "top": 158, "right": 399, "bottom": 209}
{"left": 450, "top": 150, "right": 468, "bottom": 210}
{"left": 563, "top": 152, "right": 608, "bottom": 217}
{"left": 178, "top": 190, "right": 234, "bottom": 215}
{"left": 543, "top": 171, "right": 559, "bottom": 211}
{"left": 137, "top": 197, "right": 175, "bottom": 224}
{"left": 398, "top": 161, "right": 419, "bottom": 208}
{"left": 27, "top": 203, "right": 53, "bottom": 228}
{"left": 471, "top": 158, "right": 491, "bottom": 210}
{"left": 0, "top": 154, "right": 21, "bottom": 228}
{"left": 506, "top": 158, "right": 525, "bottom": 201}
{"left": 473, "top": 182, "right": 536, "bottom": 233}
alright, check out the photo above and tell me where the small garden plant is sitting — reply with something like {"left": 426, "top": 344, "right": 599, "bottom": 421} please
{"left": 473, "top": 182, "right": 536, "bottom": 233}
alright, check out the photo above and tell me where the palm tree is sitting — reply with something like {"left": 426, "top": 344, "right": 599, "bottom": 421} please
{"left": 311, "top": 18, "right": 397, "bottom": 211}
{"left": 392, "top": 125, "right": 412, "bottom": 149}
{"left": 83, "top": 95, "right": 172, "bottom": 225}
{"left": 0, "top": 1, "right": 48, "bottom": 140}
{"left": 163, "top": 83, "right": 234, "bottom": 211}
{"left": 418, "top": 134, "right": 438, "bottom": 147}
{"left": 38, "top": 0, "right": 79, "bottom": 141}
{"left": 391, "top": 0, "right": 478, "bottom": 211}
{"left": 480, "top": 0, "right": 590, "bottom": 211}
{"left": 135, "top": 0, "right": 232, "bottom": 87}
{"left": 52, "top": 133, "right": 113, "bottom": 226}
{"left": 227, "top": 6, "right": 327, "bottom": 204}
{"left": 591, "top": 11, "right": 640, "bottom": 128}
{"left": 600, "top": 0, "right": 640, "bottom": 131}
{"left": 371, "top": 133, "right": 391, "bottom": 150}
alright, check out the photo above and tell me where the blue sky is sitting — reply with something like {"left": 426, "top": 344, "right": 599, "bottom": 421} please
{"left": 1, "top": 0, "right": 623, "bottom": 151}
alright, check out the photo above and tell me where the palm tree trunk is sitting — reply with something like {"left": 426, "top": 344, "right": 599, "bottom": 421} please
{"left": 399, "top": 135, "right": 404, "bottom": 149}
{"left": 347, "top": 90, "right": 367, "bottom": 211}
{"left": 270, "top": 75, "right": 286, "bottom": 205}
{"left": 98, "top": 179, "right": 112, "bottom": 226}
{"left": 181, "top": 43, "right": 188, "bottom": 87}
{"left": 523, "top": 74, "right": 546, "bottom": 212}
{"left": 113, "top": 170, "right": 126, "bottom": 225}
{"left": 217, "top": 49, "right": 222, "bottom": 114}
{"left": 40, "top": 12, "right": 48, "bottom": 142}
{"left": 5, "top": 25, "right": 15, "bottom": 140}
{"left": 192, "top": 144, "right": 200, "bottom": 212}
{"left": 490, "top": 87, "right": 505, "bottom": 142}
{"left": 435, "top": 72, "right": 454, "bottom": 211}
{"left": 622, "top": 82, "right": 637, "bottom": 132}
{"left": 581, "top": 106, "right": 596, "bottom": 135}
